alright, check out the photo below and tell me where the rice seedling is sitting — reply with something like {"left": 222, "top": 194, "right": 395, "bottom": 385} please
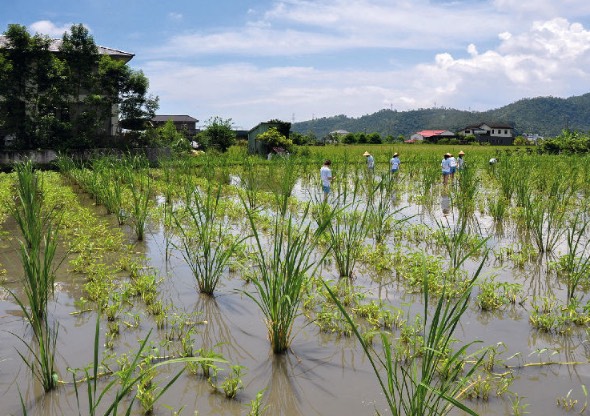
{"left": 269, "top": 156, "right": 299, "bottom": 217}
{"left": 487, "top": 194, "right": 509, "bottom": 222}
{"left": 124, "top": 155, "right": 152, "bottom": 241}
{"left": 318, "top": 177, "right": 369, "bottom": 278}
{"left": 455, "top": 164, "right": 479, "bottom": 215}
{"left": 367, "top": 176, "right": 410, "bottom": 246}
{"left": 238, "top": 155, "right": 264, "bottom": 211}
{"left": 523, "top": 194, "right": 567, "bottom": 253}
{"left": 243, "top": 199, "right": 332, "bottom": 353}
{"left": 8, "top": 162, "right": 63, "bottom": 391}
{"left": 174, "top": 181, "right": 246, "bottom": 295}
{"left": 11, "top": 316, "right": 59, "bottom": 392}
{"left": 437, "top": 218, "right": 487, "bottom": 271}
{"left": 560, "top": 209, "right": 590, "bottom": 302}
{"left": 323, "top": 238, "right": 489, "bottom": 416}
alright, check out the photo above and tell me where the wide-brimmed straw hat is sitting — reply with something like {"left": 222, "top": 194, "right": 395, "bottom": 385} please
{"left": 458, "top": 151, "right": 465, "bottom": 155}
{"left": 363, "top": 151, "right": 371, "bottom": 156}
{"left": 444, "top": 152, "right": 451, "bottom": 157}
{"left": 393, "top": 152, "right": 399, "bottom": 157}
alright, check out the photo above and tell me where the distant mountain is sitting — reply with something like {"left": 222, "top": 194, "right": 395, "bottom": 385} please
{"left": 292, "top": 93, "right": 590, "bottom": 139}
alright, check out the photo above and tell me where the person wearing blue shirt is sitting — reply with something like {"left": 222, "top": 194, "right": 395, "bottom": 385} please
{"left": 441, "top": 153, "right": 452, "bottom": 186}
{"left": 363, "top": 151, "right": 374, "bottom": 171}
{"left": 390, "top": 152, "right": 400, "bottom": 176}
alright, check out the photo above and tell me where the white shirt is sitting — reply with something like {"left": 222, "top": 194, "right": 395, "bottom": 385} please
{"left": 449, "top": 157, "right": 457, "bottom": 168}
{"left": 366, "top": 155, "right": 374, "bottom": 169}
{"left": 441, "top": 158, "right": 451, "bottom": 173}
{"left": 320, "top": 166, "right": 332, "bottom": 186}
{"left": 390, "top": 156, "right": 400, "bottom": 170}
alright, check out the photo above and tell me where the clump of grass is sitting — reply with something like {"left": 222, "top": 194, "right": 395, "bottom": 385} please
{"left": 125, "top": 155, "right": 152, "bottom": 241}
{"left": 9, "top": 161, "right": 62, "bottom": 392}
{"left": 174, "top": 181, "right": 245, "bottom": 295}
{"left": 243, "top": 200, "right": 331, "bottom": 353}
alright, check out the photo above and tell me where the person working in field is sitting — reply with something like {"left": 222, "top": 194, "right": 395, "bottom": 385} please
{"left": 390, "top": 152, "right": 400, "bottom": 178}
{"left": 320, "top": 159, "right": 333, "bottom": 202}
{"left": 441, "top": 153, "right": 452, "bottom": 186}
{"left": 448, "top": 153, "right": 457, "bottom": 181}
{"left": 363, "top": 151, "right": 374, "bottom": 171}
{"left": 457, "top": 151, "right": 465, "bottom": 170}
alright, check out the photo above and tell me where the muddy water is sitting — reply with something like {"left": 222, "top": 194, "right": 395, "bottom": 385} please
{"left": 1, "top": 177, "right": 590, "bottom": 415}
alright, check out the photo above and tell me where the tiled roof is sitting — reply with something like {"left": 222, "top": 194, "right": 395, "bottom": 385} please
{"left": 416, "top": 130, "right": 448, "bottom": 137}
{"left": 153, "top": 115, "right": 198, "bottom": 123}
{"left": 0, "top": 36, "right": 134, "bottom": 62}
{"left": 463, "top": 123, "right": 513, "bottom": 129}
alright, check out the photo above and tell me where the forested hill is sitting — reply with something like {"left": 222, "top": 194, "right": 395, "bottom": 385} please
{"left": 291, "top": 93, "right": 590, "bottom": 139}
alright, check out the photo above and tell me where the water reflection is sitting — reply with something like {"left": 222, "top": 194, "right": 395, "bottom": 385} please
{"left": 264, "top": 355, "right": 306, "bottom": 416}
{"left": 441, "top": 193, "right": 451, "bottom": 216}
{"left": 191, "top": 295, "right": 255, "bottom": 364}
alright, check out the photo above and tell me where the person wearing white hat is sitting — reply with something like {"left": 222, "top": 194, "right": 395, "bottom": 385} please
{"left": 457, "top": 151, "right": 465, "bottom": 170}
{"left": 390, "top": 152, "right": 400, "bottom": 176}
{"left": 363, "top": 151, "right": 374, "bottom": 171}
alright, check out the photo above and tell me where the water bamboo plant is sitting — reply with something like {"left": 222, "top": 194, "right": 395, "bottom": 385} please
{"left": 174, "top": 181, "right": 245, "bottom": 295}
{"left": 242, "top": 200, "right": 332, "bottom": 353}
{"left": 125, "top": 156, "right": 152, "bottom": 241}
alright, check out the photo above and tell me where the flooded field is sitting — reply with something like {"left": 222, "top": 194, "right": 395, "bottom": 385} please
{"left": 2, "top": 149, "right": 590, "bottom": 415}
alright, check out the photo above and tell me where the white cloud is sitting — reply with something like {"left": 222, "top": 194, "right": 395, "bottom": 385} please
{"left": 145, "top": 15, "right": 590, "bottom": 128}
{"left": 168, "top": 12, "right": 183, "bottom": 21}
{"left": 410, "top": 17, "right": 590, "bottom": 110}
{"left": 29, "top": 20, "right": 75, "bottom": 37}
{"left": 149, "top": 0, "right": 512, "bottom": 58}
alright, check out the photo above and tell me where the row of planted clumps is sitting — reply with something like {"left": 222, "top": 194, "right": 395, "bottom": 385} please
{"left": 5, "top": 145, "right": 590, "bottom": 415}
{"left": 60, "top": 149, "right": 590, "bottom": 414}
{"left": 4, "top": 160, "right": 263, "bottom": 415}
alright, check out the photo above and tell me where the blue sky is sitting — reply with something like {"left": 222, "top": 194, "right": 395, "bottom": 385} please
{"left": 2, "top": 0, "right": 590, "bottom": 130}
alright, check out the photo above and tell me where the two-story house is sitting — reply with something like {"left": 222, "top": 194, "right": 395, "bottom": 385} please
{"left": 0, "top": 35, "right": 134, "bottom": 147}
{"left": 459, "top": 123, "right": 514, "bottom": 145}
{"left": 151, "top": 115, "right": 199, "bottom": 138}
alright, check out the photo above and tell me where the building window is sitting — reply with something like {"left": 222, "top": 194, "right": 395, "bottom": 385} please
{"left": 504, "top": 129, "right": 508, "bottom": 134}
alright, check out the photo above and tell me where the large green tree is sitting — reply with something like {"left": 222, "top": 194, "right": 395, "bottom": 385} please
{"left": 199, "top": 117, "right": 235, "bottom": 152}
{"left": 0, "top": 24, "right": 64, "bottom": 149}
{"left": 0, "top": 23, "right": 158, "bottom": 150}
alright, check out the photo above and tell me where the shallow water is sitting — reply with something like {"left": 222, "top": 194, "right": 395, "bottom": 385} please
{"left": 2, "top": 172, "right": 590, "bottom": 416}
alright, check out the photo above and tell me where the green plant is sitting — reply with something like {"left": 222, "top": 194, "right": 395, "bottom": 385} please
{"left": 125, "top": 156, "right": 152, "bottom": 241}
{"left": 510, "top": 394, "right": 530, "bottom": 415}
{"left": 561, "top": 209, "right": 590, "bottom": 302}
{"left": 174, "top": 181, "right": 246, "bottom": 295}
{"left": 221, "top": 364, "right": 246, "bottom": 399}
{"left": 323, "top": 243, "right": 489, "bottom": 415}
{"left": 71, "top": 317, "right": 225, "bottom": 416}
{"left": 476, "top": 277, "right": 522, "bottom": 311}
{"left": 247, "top": 389, "right": 268, "bottom": 416}
{"left": 243, "top": 200, "right": 332, "bottom": 353}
